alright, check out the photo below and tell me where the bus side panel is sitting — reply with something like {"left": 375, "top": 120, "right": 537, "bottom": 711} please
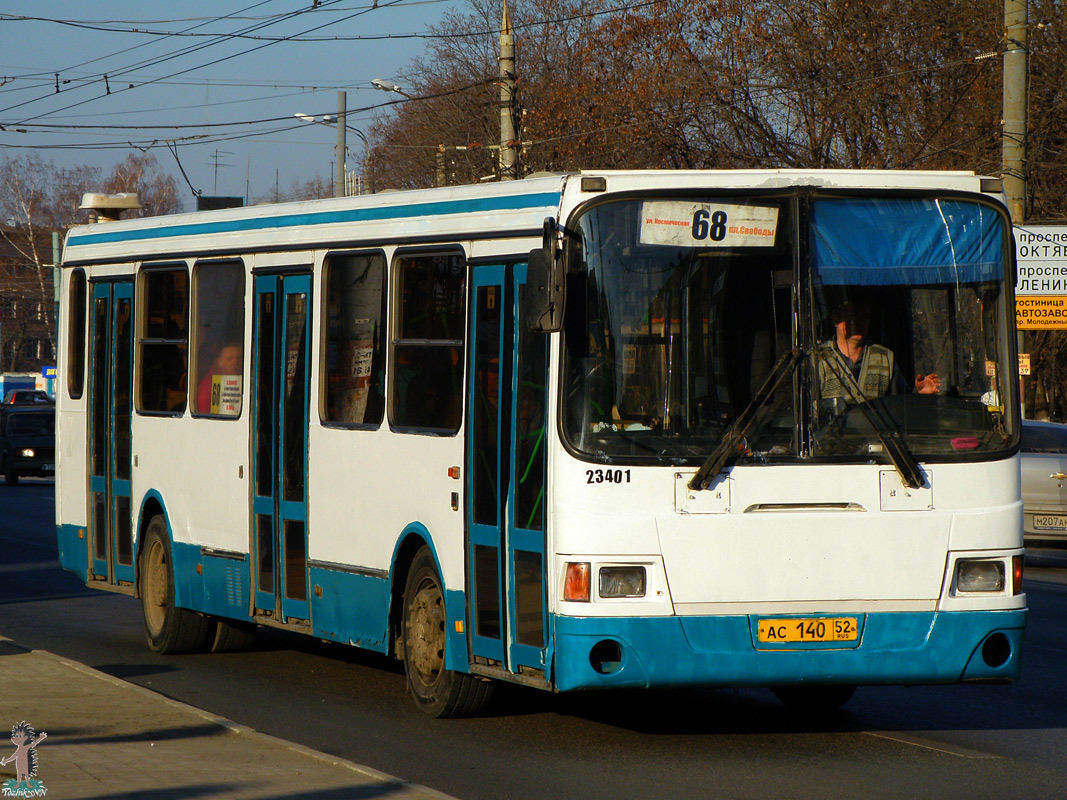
{"left": 308, "top": 566, "right": 390, "bottom": 653}
{"left": 137, "top": 503, "right": 254, "bottom": 622}
{"left": 308, "top": 426, "right": 469, "bottom": 668}
{"left": 56, "top": 523, "right": 89, "bottom": 580}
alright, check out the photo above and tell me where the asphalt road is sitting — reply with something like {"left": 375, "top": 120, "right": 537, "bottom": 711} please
{"left": 3, "top": 479, "right": 1067, "bottom": 800}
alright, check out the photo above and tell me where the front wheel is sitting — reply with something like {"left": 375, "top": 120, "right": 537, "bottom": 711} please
{"left": 402, "top": 547, "right": 492, "bottom": 717}
{"left": 4, "top": 467, "right": 18, "bottom": 486}
{"left": 139, "top": 515, "right": 214, "bottom": 654}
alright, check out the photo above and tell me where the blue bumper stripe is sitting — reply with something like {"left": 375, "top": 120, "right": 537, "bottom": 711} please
{"left": 552, "top": 610, "right": 1026, "bottom": 691}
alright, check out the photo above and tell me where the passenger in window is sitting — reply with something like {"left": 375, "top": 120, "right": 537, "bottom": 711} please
{"left": 197, "top": 342, "right": 243, "bottom": 414}
{"left": 818, "top": 300, "right": 940, "bottom": 407}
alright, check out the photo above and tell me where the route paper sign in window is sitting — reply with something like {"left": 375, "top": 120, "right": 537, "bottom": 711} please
{"left": 639, "top": 201, "right": 779, "bottom": 248}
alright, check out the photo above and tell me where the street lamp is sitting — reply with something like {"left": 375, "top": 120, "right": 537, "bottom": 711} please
{"left": 293, "top": 92, "right": 369, "bottom": 196}
{"left": 371, "top": 78, "right": 406, "bottom": 96}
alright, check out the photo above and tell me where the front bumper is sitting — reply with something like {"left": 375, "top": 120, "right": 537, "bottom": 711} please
{"left": 552, "top": 609, "right": 1026, "bottom": 691}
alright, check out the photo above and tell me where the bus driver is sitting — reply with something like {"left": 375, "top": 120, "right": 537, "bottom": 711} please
{"left": 818, "top": 300, "right": 941, "bottom": 406}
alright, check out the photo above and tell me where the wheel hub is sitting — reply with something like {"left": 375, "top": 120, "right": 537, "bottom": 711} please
{"left": 150, "top": 562, "right": 167, "bottom": 607}
{"left": 408, "top": 582, "right": 444, "bottom": 684}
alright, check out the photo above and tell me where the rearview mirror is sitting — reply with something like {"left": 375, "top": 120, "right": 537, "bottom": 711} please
{"left": 525, "top": 246, "right": 565, "bottom": 332}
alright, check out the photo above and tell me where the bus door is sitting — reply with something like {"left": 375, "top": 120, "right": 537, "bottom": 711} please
{"left": 88, "top": 279, "right": 135, "bottom": 586}
{"left": 467, "top": 263, "right": 549, "bottom": 676}
{"left": 251, "top": 273, "right": 312, "bottom": 622}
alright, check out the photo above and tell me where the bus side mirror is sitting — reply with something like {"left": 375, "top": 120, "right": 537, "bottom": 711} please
{"left": 525, "top": 246, "right": 565, "bottom": 332}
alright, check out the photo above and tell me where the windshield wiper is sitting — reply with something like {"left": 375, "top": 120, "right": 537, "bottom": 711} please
{"left": 815, "top": 344, "right": 925, "bottom": 489}
{"left": 689, "top": 348, "right": 803, "bottom": 491}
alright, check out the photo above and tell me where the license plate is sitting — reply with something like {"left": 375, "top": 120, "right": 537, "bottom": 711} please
{"left": 758, "top": 617, "right": 859, "bottom": 644}
{"left": 42, "top": 463, "right": 54, "bottom": 471}
{"left": 1034, "top": 514, "right": 1067, "bottom": 531}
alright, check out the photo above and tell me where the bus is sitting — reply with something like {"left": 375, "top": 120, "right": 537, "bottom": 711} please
{"left": 55, "top": 170, "right": 1026, "bottom": 717}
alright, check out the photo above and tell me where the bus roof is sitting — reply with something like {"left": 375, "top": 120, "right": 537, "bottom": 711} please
{"left": 60, "top": 169, "right": 999, "bottom": 266}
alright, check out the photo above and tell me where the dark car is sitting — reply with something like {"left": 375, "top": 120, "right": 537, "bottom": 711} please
{"left": 2, "top": 389, "right": 54, "bottom": 406}
{"left": 0, "top": 407, "right": 55, "bottom": 485}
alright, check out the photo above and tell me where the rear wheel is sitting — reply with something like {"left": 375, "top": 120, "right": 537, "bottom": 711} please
{"left": 402, "top": 547, "right": 492, "bottom": 717}
{"left": 772, "top": 684, "right": 856, "bottom": 711}
{"left": 139, "top": 515, "right": 214, "bottom": 654}
{"left": 209, "top": 618, "right": 257, "bottom": 653}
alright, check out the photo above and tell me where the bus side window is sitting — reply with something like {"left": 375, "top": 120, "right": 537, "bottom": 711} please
{"left": 67, "top": 269, "right": 87, "bottom": 399}
{"left": 192, "top": 260, "right": 245, "bottom": 418}
{"left": 391, "top": 252, "right": 465, "bottom": 432}
{"left": 139, "top": 266, "right": 188, "bottom": 414}
{"left": 323, "top": 251, "right": 386, "bottom": 426}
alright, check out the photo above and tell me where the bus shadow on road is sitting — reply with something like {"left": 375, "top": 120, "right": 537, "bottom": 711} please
{"left": 490, "top": 680, "right": 1067, "bottom": 736}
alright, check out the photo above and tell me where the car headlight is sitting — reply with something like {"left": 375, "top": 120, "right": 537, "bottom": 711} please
{"left": 18, "top": 448, "right": 35, "bottom": 458}
{"left": 599, "top": 566, "right": 647, "bottom": 598}
{"left": 956, "top": 559, "right": 1005, "bottom": 593}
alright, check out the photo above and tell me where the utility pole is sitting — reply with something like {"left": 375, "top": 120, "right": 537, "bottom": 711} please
{"left": 1002, "top": 0, "right": 1027, "bottom": 224}
{"left": 1003, "top": 0, "right": 1028, "bottom": 416}
{"left": 335, "top": 90, "right": 347, "bottom": 198}
{"left": 499, "top": 1, "right": 518, "bottom": 180}
{"left": 436, "top": 145, "right": 447, "bottom": 188}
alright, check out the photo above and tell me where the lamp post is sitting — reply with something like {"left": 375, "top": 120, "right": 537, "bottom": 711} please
{"left": 373, "top": 0, "right": 519, "bottom": 183}
{"left": 294, "top": 92, "right": 369, "bottom": 196}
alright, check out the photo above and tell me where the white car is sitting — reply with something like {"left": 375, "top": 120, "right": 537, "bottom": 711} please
{"left": 1021, "top": 419, "right": 1067, "bottom": 544}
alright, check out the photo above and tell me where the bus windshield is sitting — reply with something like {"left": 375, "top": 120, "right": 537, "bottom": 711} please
{"left": 561, "top": 193, "right": 1016, "bottom": 465}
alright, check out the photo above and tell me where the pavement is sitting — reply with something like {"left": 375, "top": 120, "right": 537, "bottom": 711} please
{"left": 0, "top": 636, "right": 454, "bottom": 800}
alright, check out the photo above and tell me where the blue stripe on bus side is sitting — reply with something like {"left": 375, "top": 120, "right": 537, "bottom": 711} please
{"left": 66, "top": 191, "right": 563, "bottom": 247}
{"left": 308, "top": 565, "right": 390, "bottom": 654}
{"left": 551, "top": 609, "right": 1027, "bottom": 691}
{"left": 57, "top": 524, "right": 89, "bottom": 580}
{"left": 305, "top": 566, "right": 468, "bottom": 667}
{"left": 165, "top": 543, "right": 470, "bottom": 670}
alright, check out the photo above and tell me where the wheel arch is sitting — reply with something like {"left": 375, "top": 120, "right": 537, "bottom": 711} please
{"left": 389, "top": 522, "right": 470, "bottom": 673}
{"left": 135, "top": 490, "right": 171, "bottom": 599}
{"left": 388, "top": 523, "right": 436, "bottom": 659}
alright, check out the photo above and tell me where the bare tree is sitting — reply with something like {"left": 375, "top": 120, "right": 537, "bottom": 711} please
{"left": 102, "top": 153, "right": 182, "bottom": 217}
{"left": 0, "top": 154, "right": 101, "bottom": 370}
{"left": 0, "top": 151, "right": 182, "bottom": 371}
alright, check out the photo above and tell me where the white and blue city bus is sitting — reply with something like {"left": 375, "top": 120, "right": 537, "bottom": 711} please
{"left": 55, "top": 170, "right": 1026, "bottom": 716}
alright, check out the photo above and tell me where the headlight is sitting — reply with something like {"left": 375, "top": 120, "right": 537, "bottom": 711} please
{"left": 956, "top": 559, "right": 1005, "bottom": 593}
{"left": 599, "top": 566, "right": 646, "bottom": 598}
{"left": 18, "top": 448, "right": 35, "bottom": 458}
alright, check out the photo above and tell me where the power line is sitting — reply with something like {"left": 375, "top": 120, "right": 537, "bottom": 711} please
{"left": 0, "top": 0, "right": 286, "bottom": 101}
{"left": 1, "top": 0, "right": 351, "bottom": 121}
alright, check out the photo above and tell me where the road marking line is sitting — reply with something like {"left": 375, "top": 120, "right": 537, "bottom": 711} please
{"left": 863, "top": 731, "right": 999, "bottom": 759}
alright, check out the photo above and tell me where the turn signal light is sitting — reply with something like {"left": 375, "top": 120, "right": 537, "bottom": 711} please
{"left": 1013, "top": 555, "right": 1024, "bottom": 595}
{"left": 564, "top": 562, "right": 591, "bottom": 602}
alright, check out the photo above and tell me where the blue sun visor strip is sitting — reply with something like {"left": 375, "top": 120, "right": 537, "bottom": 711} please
{"left": 66, "top": 191, "right": 562, "bottom": 248}
{"left": 810, "top": 197, "right": 1005, "bottom": 286}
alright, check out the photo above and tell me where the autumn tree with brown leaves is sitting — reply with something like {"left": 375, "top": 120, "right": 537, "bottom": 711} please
{"left": 369, "top": 0, "right": 1063, "bottom": 212}
{"left": 368, "top": 0, "right": 1067, "bottom": 415}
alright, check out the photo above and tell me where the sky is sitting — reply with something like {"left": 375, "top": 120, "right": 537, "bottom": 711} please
{"left": 0, "top": 1, "right": 455, "bottom": 208}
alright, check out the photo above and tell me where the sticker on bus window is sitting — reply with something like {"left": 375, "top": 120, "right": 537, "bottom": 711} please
{"left": 209, "top": 374, "right": 243, "bottom": 416}
{"left": 639, "top": 201, "right": 779, "bottom": 248}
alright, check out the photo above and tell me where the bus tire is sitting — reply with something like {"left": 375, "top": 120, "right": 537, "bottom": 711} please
{"left": 209, "top": 618, "right": 257, "bottom": 653}
{"left": 402, "top": 547, "right": 493, "bottom": 718}
{"left": 772, "top": 684, "right": 856, "bottom": 711}
{"left": 5, "top": 469, "right": 18, "bottom": 486}
{"left": 140, "top": 515, "right": 214, "bottom": 654}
